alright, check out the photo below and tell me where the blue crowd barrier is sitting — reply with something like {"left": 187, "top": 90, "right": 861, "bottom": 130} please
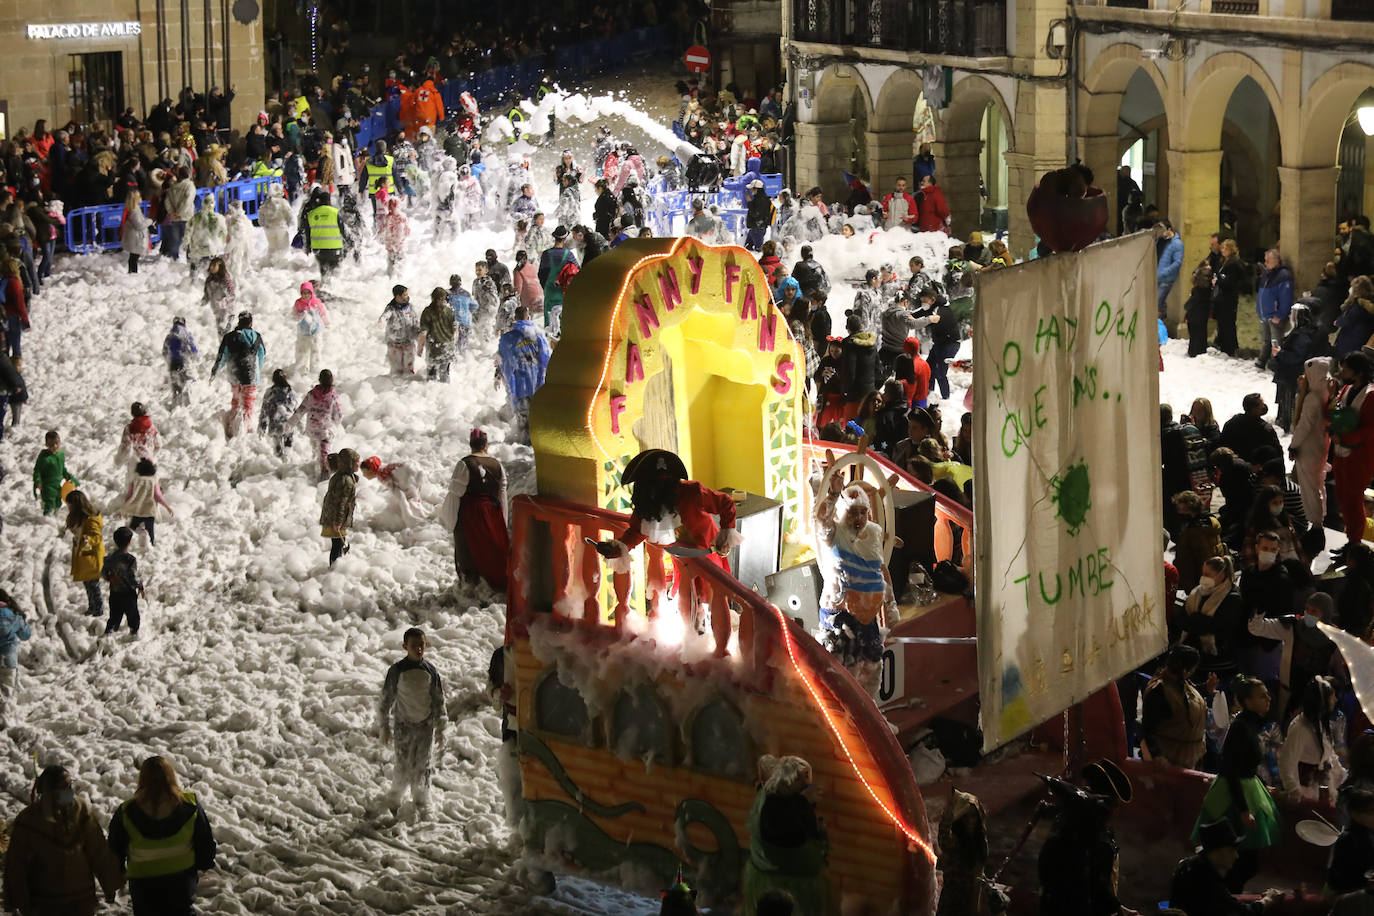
{"left": 354, "top": 26, "right": 670, "bottom": 152}
{"left": 64, "top": 202, "right": 162, "bottom": 254}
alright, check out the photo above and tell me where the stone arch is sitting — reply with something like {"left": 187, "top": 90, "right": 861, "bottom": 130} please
{"left": 1298, "top": 61, "right": 1374, "bottom": 167}
{"left": 872, "top": 67, "right": 924, "bottom": 133}
{"left": 941, "top": 74, "right": 1013, "bottom": 145}
{"left": 1079, "top": 43, "right": 1172, "bottom": 139}
{"left": 814, "top": 64, "right": 874, "bottom": 124}
{"left": 1180, "top": 51, "right": 1286, "bottom": 158}
{"left": 937, "top": 75, "right": 1014, "bottom": 239}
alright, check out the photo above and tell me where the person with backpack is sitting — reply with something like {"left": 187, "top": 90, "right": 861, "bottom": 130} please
{"left": 209, "top": 312, "right": 267, "bottom": 439}
{"left": 536, "top": 227, "right": 577, "bottom": 337}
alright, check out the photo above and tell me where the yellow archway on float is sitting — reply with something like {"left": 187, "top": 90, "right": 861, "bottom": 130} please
{"left": 530, "top": 236, "right": 806, "bottom": 543}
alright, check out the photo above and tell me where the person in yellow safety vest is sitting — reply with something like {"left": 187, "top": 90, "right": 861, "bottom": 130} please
{"left": 107, "top": 756, "right": 217, "bottom": 915}
{"left": 365, "top": 141, "right": 396, "bottom": 197}
{"left": 304, "top": 187, "right": 345, "bottom": 287}
{"left": 507, "top": 107, "right": 525, "bottom": 143}
{"left": 251, "top": 153, "right": 282, "bottom": 179}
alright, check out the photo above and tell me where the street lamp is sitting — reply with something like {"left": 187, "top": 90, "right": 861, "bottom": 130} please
{"left": 1357, "top": 88, "right": 1374, "bottom": 136}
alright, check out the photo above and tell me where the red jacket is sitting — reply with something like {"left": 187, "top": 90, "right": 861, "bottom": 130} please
{"left": 619, "top": 481, "right": 737, "bottom": 552}
{"left": 916, "top": 185, "right": 951, "bottom": 233}
{"left": 2, "top": 276, "right": 27, "bottom": 324}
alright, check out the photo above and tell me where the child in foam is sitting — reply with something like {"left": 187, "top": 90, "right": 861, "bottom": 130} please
{"left": 258, "top": 369, "right": 297, "bottom": 458}
{"left": 114, "top": 402, "right": 161, "bottom": 472}
{"left": 290, "top": 370, "right": 343, "bottom": 482}
{"left": 118, "top": 458, "right": 174, "bottom": 547}
{"left": 360, "top": 456, "right": 426, "bottom": 529}
{"left": 161, "top": 317, "right": 198, "bottom": 409}
{"left": 291, "top": 281, "right": 329, "bottom": 377}
{"left": 378, "top": 627, "right": 447, "bottom": 817}
{"left": 813, "top": 475, "right": 897, "bottom": 699}
{"left": 320, "top": 448, "right": 359, "bottom": 566}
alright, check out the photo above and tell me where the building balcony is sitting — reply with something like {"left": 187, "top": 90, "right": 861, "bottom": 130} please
{"left": 791, "top": 0, "right": 1006, "bottom": 57}
{"left": 1090, "top": 0, "right": 1373, "bottom": 20}
{"left": 1334, "top": 0, "right": 1374, "bottom": 22}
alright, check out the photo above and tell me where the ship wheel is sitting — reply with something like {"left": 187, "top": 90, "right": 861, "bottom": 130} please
{"left": 817, "top": 449, "right": 899, "bottom": 564}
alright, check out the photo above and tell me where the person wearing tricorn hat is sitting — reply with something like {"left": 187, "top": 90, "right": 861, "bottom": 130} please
{"left": 1170, "top": 819, "right": 1280, "bottom": 915}
{"left": 595, "top": 450, "right": 742, "bottom": 653}
{"left": 1036, "top": 760, "right": 1131, "bottom": 916}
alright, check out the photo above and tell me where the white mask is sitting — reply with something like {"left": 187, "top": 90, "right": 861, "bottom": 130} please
{"left": 1198, "top": 576, "right": 1217, "bottom": 593}
{"left": 1269, "top": 503, "right": 1284, "bottom": 516}
{"left": 1257, "top": 550, "right": 1278, "bottom": 569}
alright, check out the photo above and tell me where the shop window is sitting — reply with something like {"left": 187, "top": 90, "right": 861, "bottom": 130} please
{"left": 68, "top": 52, "right": 124, "bottom": 127}
{"left": 609, "top": 685, "right": 671, "bottom": 762}
{"left": 534, "top": 669, "right": 591, "bottom": 742}
{"left": 689, "top": 699, "right": 751, "bottom": 779}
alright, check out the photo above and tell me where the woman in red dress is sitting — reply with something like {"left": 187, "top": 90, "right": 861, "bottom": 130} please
{"left": 438, "top": 428, "right": 510, "bottom": 589}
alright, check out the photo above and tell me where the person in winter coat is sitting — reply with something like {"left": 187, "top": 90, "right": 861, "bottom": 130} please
{"left": 813, "top": 337, "right": 847, "bottom": 428}
{"left": 742, "top": 755, "right": 829, "bottom": 916}
{"left": 497, "top": 306, "right": 552, "bottom": 442}
{"left": 570, "top": 226, "right": 608, "bottom": 268}
{"left": 1141, "top": 644, "right": 1211, "bottom": 770}
{"left": 893, "top": 337, "right": 930, "bottom": 410}
{"left": 537, "top": 228, "right": 577, "bottom": 335}
{"left": 850, "top": 269, "right": 884, "bottom": 334}
{"left": 483, "top": 249, "right": 510, "bottom": 290}
{"left": 210, "top": 311, "right": 267, "bottom": 438}
{"left": 593, "top": 179, "right": 618, "bottom": 239}
{"left": 378, "top": 627, "right": 447, "bottom": 816}
{"left": 1333, "top": 350, "right": 1374, "bottom": 555}
{"left": 790, "top": 245, "right": 829, "bottom": 300}
{"left": 1171, "top": 490, "right": 1226, "bottom": 593}
{"left": 320, "top": 447, "right": 359, "bottom": 564}
{"left": 744, "top": 180, "right": 774, "bottom": 251}
{"left": 840, "top": 313, "right": 878, "bottom": 420}
{"left": 378, "top": 285, "right": 420, "bottom": 376}
{"left": 523, "top": 211, "right": 553, "bottom": 264}
{"left": 923, "top": 288, "right": 961, "bottom": 400}
{"left": 1277, "top": 676, "right": 1345, "bottom": 803}
{"left": 555, "top": 152, "right": 582, "bottom": 229}
{"left": 1219, "top": 393, "right": 1281, "bottom": 466}
{"left": 512, "top": 249, "right": 544, "bottom": 317}
{"left": 447, "top": 276, "right": 475, "bottom": 352}
{"left": 161, "top": 317, "right": 198, "bottom": 408}
{"left": 1211, "top": 239, "right": 1245, "bottom": 356}
{"left": 257, "top": 369, "right": 297, "bottom": 457}
{"left": 872, "top": 380, "right": 910, "bottom": 457}
{"left": 420, "top": 287, "right": 457, "bottom": 383}
{"left": 107, "top": 755, "right": 217, "bottom": 915}
{"left": 472, "top": 261, "right": 499, "bottom": 325}
{"left": 878, "top": 292, "right": 939, "bottom": 379}
{"left": 258, "top": 182, "right": 293, "bottom": 258}
{"left": 5, "top": 764, "right": 123, "bottom": 916}
{"left": 1177, "top": 555, "right": 1244, "bottom": 681}
{"left": 115, "top": 402, "right": 160, "bottom": 470}
{"left": 0, "top": 588, "right": 30, "bottom": 728}
{"left": 159, "top": 168, "right": 196, "bottom": 261}
{"left": 1155, "top": 221, "right": 1184, "bottom": 321}
{"left": 222, "top": 200, "right": 253, "bottom": 282}
{"left": 120, "top": 190, "right": 150, "bottom": 274}
{"left": 184, "top": 206, "right": 226, "bottom": 278}
{"left": 201, "top": 256, "right": 236, "bottom": 337}
{"left": 1270, "top": 303, "right": 1327, "bottom": 433}
{"left": 360, "top": 456, "right": 426, "bottom": 529}
{"left": 432, "top": 157, "right": 458, "bottom": 239}
{"left": 1255, "top": 248, "right": 1294, "bottom": 372}
{"left": 1289, "top": 357, "right": 1335, "bottom": 531}
{"left": 101, "top": 524, "right": 145, "bottom": 634}
{"left": 1335, "top": 275, "right": 1374, "bottom": 359}
{"left": 1184, "top": 265, "right": 1214, "bottom": 357}
{"left": 1, "top": 257, "right": 30, "bottom": 359}
{"left": 377, "top": 197, "right": 410, "bottom": 279}
{"left": 119, "top": 457, "right": 173, "bottom": 549}
{"left": 914, "top": 175, "right": 950, "bottom": 234}
{"left": 65, "top": 489, "right": 105, "bottom": 617}
{"left": 292, "top": 281, "right": 329, "bottom": 376}
{"left": 882, "top": 177, "right": 919, "bottom": 230}
{"left": 438, "top": 428, "right": 509, "bottom": 589}
{"left": 289, "top": 369, "right": 344, "bottom": 481}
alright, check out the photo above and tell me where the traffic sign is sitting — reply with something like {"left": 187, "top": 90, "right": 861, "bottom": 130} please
{"left": 684, "top": 45, "right": 711, "bottom": 74}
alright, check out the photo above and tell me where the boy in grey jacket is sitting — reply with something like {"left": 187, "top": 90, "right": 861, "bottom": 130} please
{"left": 378, "top": 627, "right": 446, "bottom": 815}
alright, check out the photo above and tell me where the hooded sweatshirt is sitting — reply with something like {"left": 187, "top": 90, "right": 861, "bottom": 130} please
{"left": 293, "top": 282, "right": 330, "bottom": 337}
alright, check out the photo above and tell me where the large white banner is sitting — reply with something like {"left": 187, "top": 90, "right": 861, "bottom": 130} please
{"left": 973, "top": 234, "right": 1167, "bottom": 752}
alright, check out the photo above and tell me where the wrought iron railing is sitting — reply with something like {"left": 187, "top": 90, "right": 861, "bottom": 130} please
{"left": 792, "top": 0, "right": 1007, "bottom": 57}
{"left": 1210, "top": 0, "right": 1258, "bottom": 13}
{"left": 1104, "top": 0, "right": 1149, "bottom": 8}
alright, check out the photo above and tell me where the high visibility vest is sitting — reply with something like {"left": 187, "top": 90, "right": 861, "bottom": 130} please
{"left": 122, "top": 792, "right": 199, "bottom": 879}
{"left": 508, "top": 108, "right": 525, "bottom": 142}
{"left": 308, "top": 205, "right": 343, "bottom": 251}
{"left": 365, "top": 156, "right": 395, "bottom": 194}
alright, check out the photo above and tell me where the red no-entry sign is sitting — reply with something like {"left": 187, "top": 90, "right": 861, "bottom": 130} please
{"left": 685, "top": 45, "right": 711, "bottom": 74}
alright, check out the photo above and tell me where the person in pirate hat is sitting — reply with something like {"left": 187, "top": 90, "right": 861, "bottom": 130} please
{"left": 1170, "top": 819, "right": 1279, "bottom": 915}
{"left": 596, "top": 450, "right": 742, "bottom": 651}
{"left": 1036, "top": 764, "right": 1130, "bottom": 916}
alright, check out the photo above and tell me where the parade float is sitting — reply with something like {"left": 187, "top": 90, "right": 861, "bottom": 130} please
{"left": 500, "top": 221, "right": 1344, "bottom": 912}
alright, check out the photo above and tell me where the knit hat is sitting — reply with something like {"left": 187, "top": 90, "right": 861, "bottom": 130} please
{"left": 361, "top": 456, "right": 382, "bottom": 473}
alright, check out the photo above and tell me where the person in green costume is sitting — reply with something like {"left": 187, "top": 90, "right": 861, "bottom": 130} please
{"left": 742, "top": 755, "right": 830, "bottom": 916}
{"left": 32, "top": 429, "right": 77, "bottom": 514}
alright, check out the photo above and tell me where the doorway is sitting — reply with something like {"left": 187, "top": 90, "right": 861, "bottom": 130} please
{"left": 68, "top": 52, "right": 124, "bottom": 127}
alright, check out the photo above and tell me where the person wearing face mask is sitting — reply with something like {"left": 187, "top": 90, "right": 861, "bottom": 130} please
{"left": 1220, "top": 393, "right": 1282, "bottom": 467}
{"left": 1332, "top": 351, "right": 1374, "bottom": 559}
{"left": 1178, "top": 556, "right": 1243, "bottom": 680}
{"left": 1240, "top": 485, "right": 1307, "bottom": 568}
{"left": 1191, "top": 676, "right": 1281, "bottom": 893}
{"left": 3, "top": 764, "right": 123, "bottom": 914}
{"left": 1236, "top": 531, "right": 1296, "bottom": 698}
{"left": 1248, "top": 591, "right": 1336, "bottom": 720}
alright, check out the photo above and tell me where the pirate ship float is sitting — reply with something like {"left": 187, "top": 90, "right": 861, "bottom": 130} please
{"left": 500, "top": 232, "right": 1337, "bottom": 913}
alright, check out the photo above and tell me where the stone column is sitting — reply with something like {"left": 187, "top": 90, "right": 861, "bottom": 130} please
{"left": 935, "top": 138, "right": 984, "bottom": 241}
{"left": 864, "top": 128, "right": 916, "bottom": 200}
{"left": 1165, "top": 148, "right": 1222, "bottom": 327}
{"left": 1278, "top": 165, "right": 1340, "bottom": 292}
{"left": 794, "top": 121, "right": 854, "bottom": 200}
{"left": 1080, "top": 133, "right": 1122, "bottom": 233}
